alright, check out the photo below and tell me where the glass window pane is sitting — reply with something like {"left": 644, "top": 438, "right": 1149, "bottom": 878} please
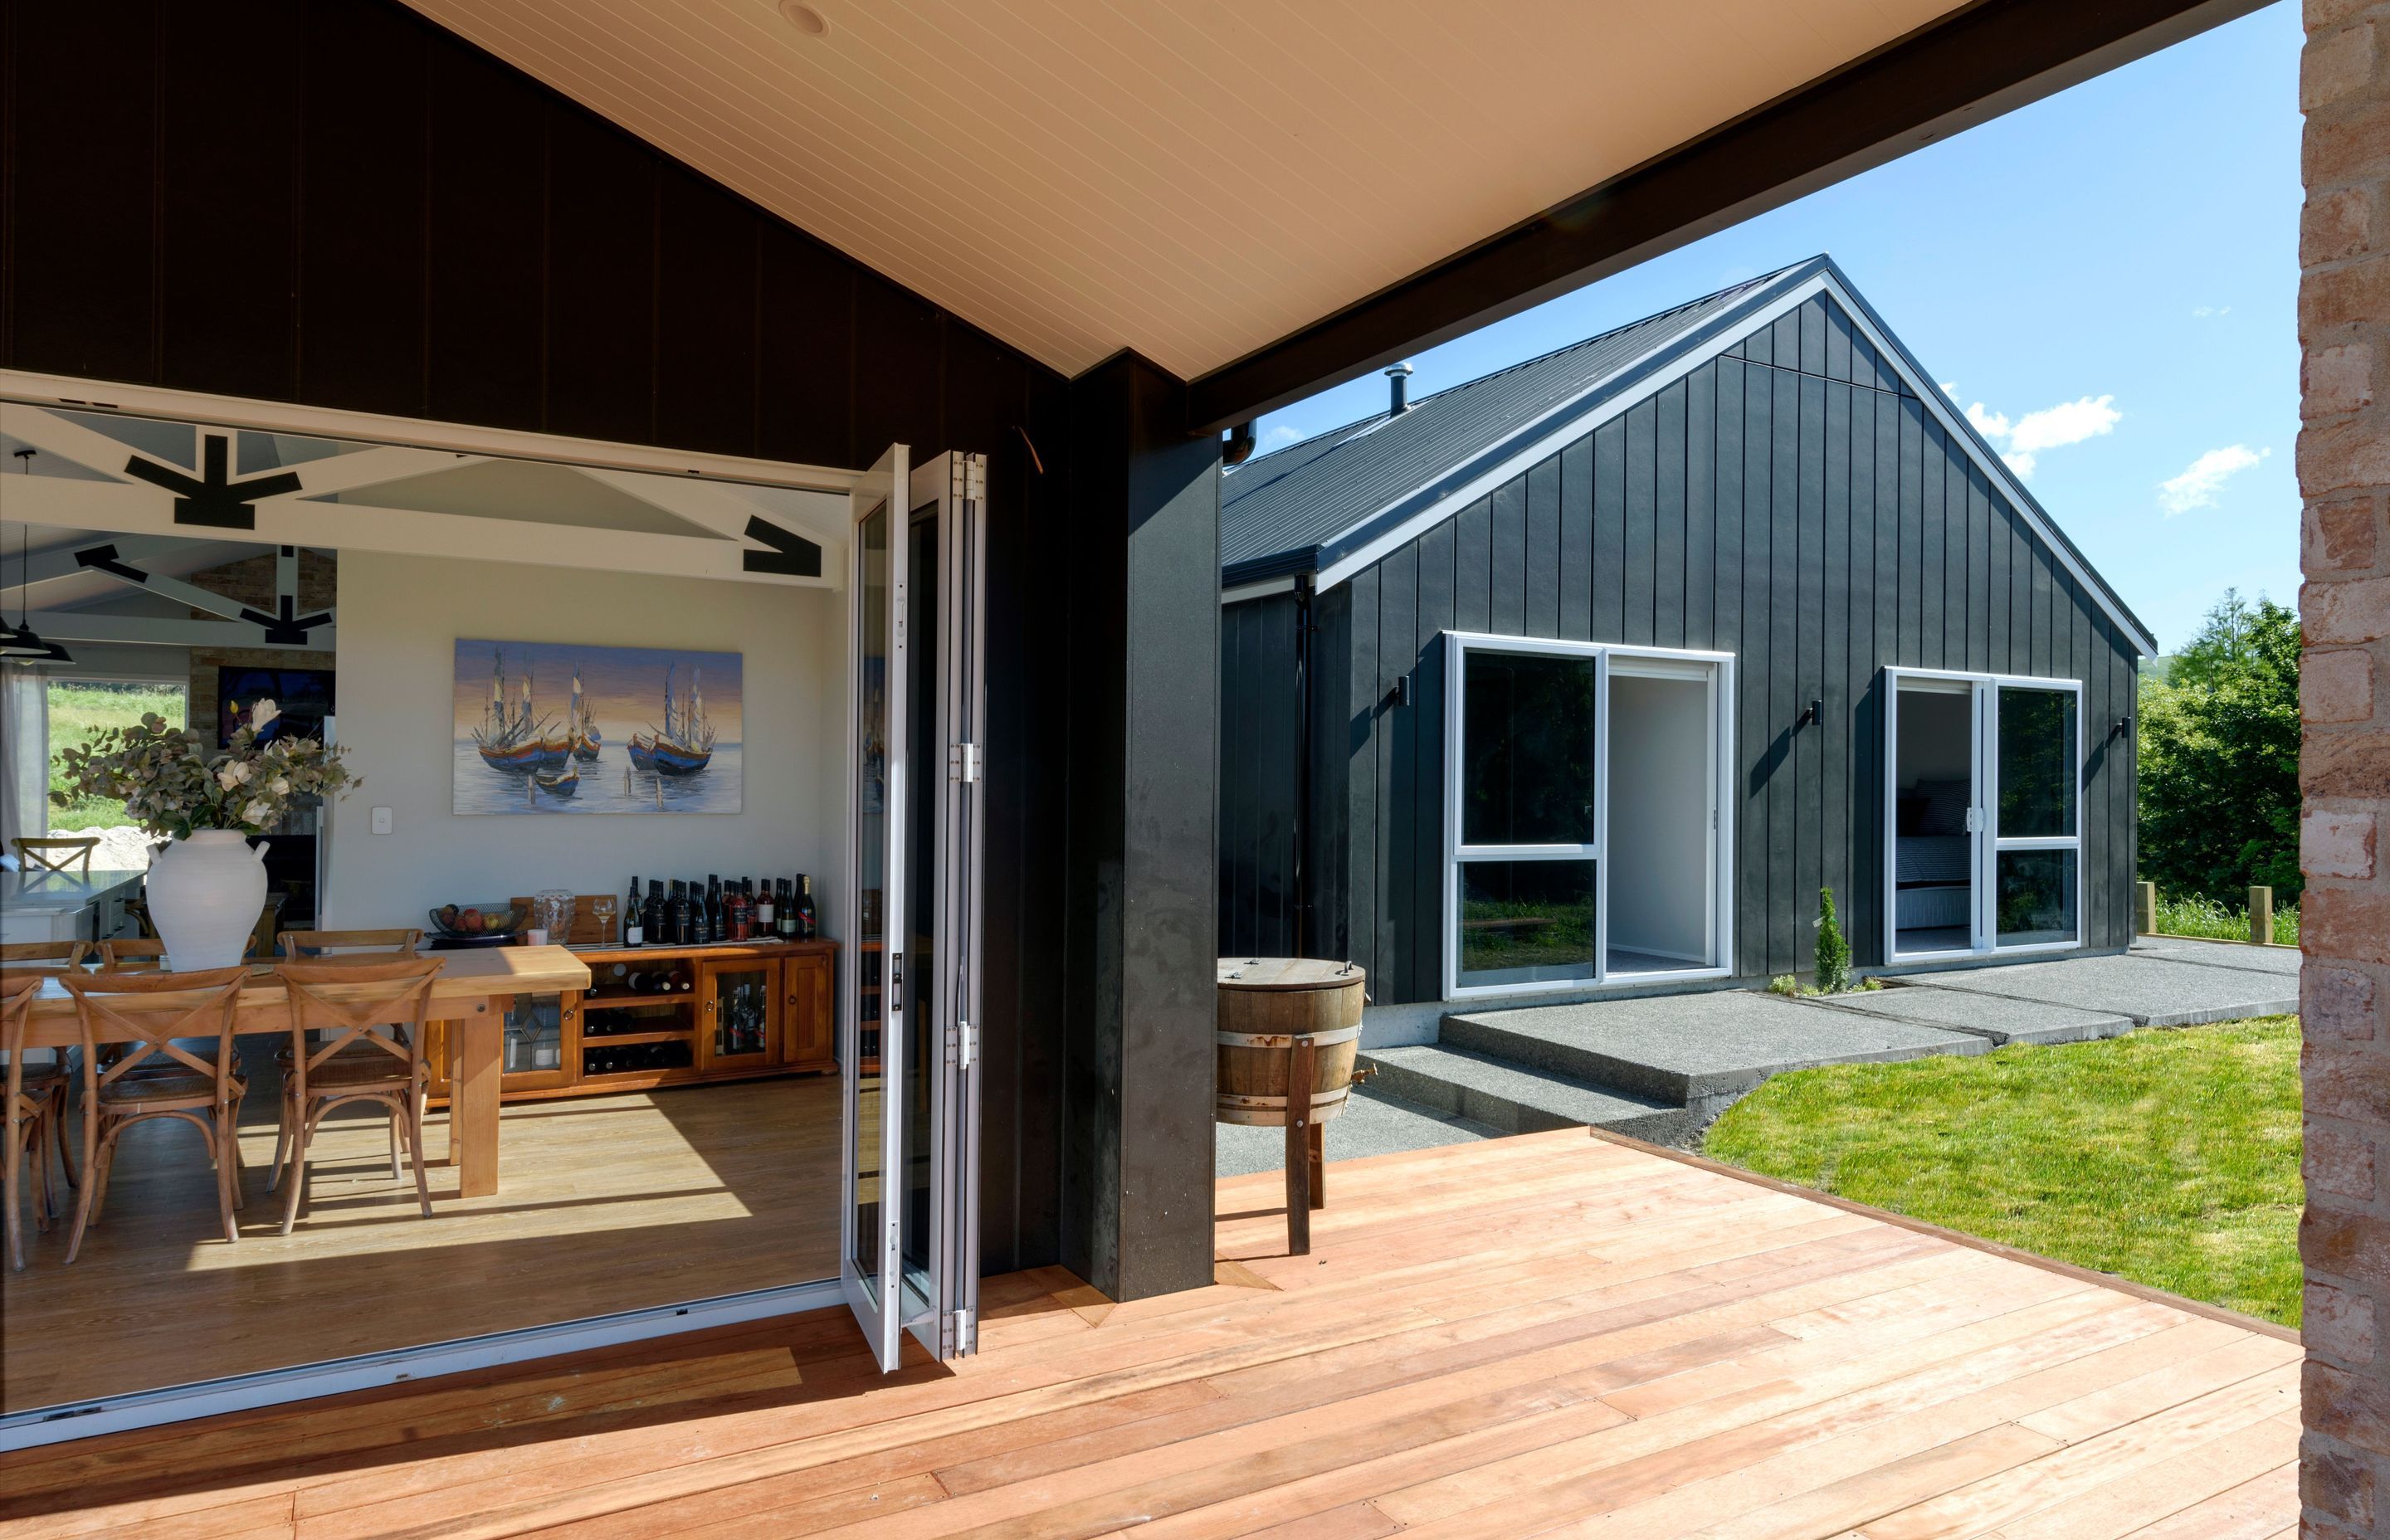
{"left": 851, "top": 504, "right": 889, "bottom": 1286}
{"left": 1997, "top": 687, "right": 2076, "bottom": 839}
{"left": 1996, "top": 849, "right": 2078, "bottom": 948}
{"left": 1462, "top": 651, "right": 1597, "bottom": 846}
{"left": 1458, "top": 860, "right": 1597, "bottom": 987}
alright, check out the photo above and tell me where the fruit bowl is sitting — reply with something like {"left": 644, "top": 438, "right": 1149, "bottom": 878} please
{"left": 427, "top": 904, "right": 526, "bottom": 941}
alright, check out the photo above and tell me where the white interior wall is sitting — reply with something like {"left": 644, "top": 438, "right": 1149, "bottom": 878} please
{"left": 1604, "top": 672, "right": 1710, "bottom": 964}
{"left": 326, "top": 551, "right": 844, "bottom": 936}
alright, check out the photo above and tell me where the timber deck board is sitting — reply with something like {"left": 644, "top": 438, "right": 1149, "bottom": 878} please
{"left": 0, "top": 1129, "right": 2299, "bottom": 1540}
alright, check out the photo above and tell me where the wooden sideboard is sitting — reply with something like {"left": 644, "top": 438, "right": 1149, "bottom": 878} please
{"left": 424, "top": 938, "right": 836, "bottom": 1106}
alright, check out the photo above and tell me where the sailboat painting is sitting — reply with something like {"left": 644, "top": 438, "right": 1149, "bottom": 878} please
{"left": 452, "top": 640, "right": 741, "bottom": 816}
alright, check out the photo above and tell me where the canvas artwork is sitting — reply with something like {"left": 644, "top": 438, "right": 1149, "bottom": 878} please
{"left": 451, "top": 640, "right": 743, "bottom": 815}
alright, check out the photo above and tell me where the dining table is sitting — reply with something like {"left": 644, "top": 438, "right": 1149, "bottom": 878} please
{"left": 13, "top": 944, "right": 593, "bottom": 1198}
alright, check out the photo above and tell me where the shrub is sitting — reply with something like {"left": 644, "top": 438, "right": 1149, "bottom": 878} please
{"left": 2139, "top": 592, "right": 2300, "bottom": 904}
{"left": 1814, "top": 887, "right": 1851, "bottom": 994}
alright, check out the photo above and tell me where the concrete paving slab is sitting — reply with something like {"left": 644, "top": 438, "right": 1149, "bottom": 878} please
{"left": 1213, "top": 1085, "right": 1498, "bottom": 1178}
{"left": 1362, "top": 1044, "right": 1693, "bottom": 1144}
{"left": 1441, "top": 990, "right": 1986, "bottom": 1108}
{"left": 2129, "top": 936, "right": 2303, "bottom": 977}
{"left": 1908, "top": 953, "right": 2298, "bottom": 1027}
{"left": 1802, "top": 987, "right": 2131, "bottom": 1045}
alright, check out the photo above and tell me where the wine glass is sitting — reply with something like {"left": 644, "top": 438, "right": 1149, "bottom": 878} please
{"left": 591, "top": 894, "right": 618, "bottom": 947}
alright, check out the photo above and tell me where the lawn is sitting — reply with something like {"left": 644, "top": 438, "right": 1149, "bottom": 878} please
{"left": 46, "top": 680, "right": 188, "bottom": 832}
{"left": 1703, "top": 1016, "right": 2302, "bottom": 1327}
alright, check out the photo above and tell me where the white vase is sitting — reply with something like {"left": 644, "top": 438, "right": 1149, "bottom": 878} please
{"left": 147, "top": 830, "right": 269, "bottom": 970}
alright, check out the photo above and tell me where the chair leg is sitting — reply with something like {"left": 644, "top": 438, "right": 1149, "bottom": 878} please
{"left": 268, "top": 1087, "right": 293, "bottom": 1193}
{"left": 64, "top": 1122, "right": 119, "bottom": 1265}
{"left": 51, "top": 1086, "right": 76, "bottom": 1191}
{"left": 227, "top": 1105, "right": 246, "bottom": 1211}
{"left": 280, "top": 1099, "right": 322, "bottom": 1236}
{"left": 212, "top": 1109, "right": 240, "bottom": 1245}
{"left": 406, "top": 1100, "right": 432, "bottom": 1220}
{"left": 4, "top": 1113, "right": 25, "bottom": 1274}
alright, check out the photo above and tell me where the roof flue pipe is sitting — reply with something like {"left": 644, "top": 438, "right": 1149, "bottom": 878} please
{"left": 1385, "top": 361, "right": 1414, "bottom": 415}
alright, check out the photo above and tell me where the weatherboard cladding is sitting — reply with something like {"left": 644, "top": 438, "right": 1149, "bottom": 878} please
{"left": 1232, "top": 290, "right": 2139, "bottom": 1005}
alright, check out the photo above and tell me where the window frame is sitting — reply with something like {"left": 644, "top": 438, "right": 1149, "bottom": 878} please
{"left": 1441, "top": 632, "right": 1735, "bottom": 1001}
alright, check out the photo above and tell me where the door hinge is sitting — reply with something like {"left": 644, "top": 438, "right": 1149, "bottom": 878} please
{"left": 951, "top": 452, "right": 986, "bottom": 503}
{"left": 946, "top": 1018, "right": 978, "bottom": 1069}
{"left": 888, "top": 952, "right": 901, "bottom": 1011}
{"left": 940, "top": 1306, "right": 977, "bottom": 1357}
{"left": 950, "top": 742, "right": 983, "bottom": 782}
{"left": 1965, "top": 807, "right": 1983, "bottom": 834}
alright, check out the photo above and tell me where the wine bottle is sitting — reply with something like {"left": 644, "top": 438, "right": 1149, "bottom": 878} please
{"left": 778, "top": 878, "right": 798, "bottom": 939}
{"left": 754, "top": 877, "right": 776, "bottom": 934}
{"left": 702, "top": 875, "right": 720, "bottom": 944}
{"left": 734, "top": 880, "right": 754, "bottom": 942}
{"left": 643, "top": 880, "right": 666, "bottom": 948}
{"left": 624, "top": 876, "right": 645, "bottom": 947}
{"left": 671, "top": 881, "right": 691, "bottom": 947}
{"left": 797, "top": 875, "right": 818, "bottom": 942}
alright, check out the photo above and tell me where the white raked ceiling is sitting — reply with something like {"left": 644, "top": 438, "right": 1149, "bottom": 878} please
{"left": 402, "top": 0, "right": 1963, "bottom": 380}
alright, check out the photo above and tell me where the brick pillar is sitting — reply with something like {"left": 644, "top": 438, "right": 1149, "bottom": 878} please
{"left": 2302, "top": 2, "right": 2390, "bottom": 1533}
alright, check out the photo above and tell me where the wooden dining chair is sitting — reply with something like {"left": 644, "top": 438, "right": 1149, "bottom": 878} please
{"left": 56, "top": 967, "right": 251, "bottom": 1261}
{"left": 2, "top": 972, "right": 71, "bottom": 1272}
{"left": 11, "top": 837, "right": 96, "bottom": 876}
{"left": 98, "top": 938, "right": 168, "bottom": 972}
{"left": 0, "top": 942, "right": 90, "bottom": 970}
{"left": 273, "top": 958, "right": 446, "bottom": 1234}
{"left": 277, "top": 928, "right": 423, "bottom": 960}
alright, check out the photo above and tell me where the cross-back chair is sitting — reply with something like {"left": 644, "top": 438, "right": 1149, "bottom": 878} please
{"left": 276, "top": 929, "right": 423, "bottom": 961}
{"left": 56, "top": 967, "right": 251, "bottom": 1262}
{"left": 273, "top": 958, "right": 446, "bottom": 1235}
{"left": 2, "top": 972, "right": 72, "bottom": 1271}
{"left": 98, "top": 938, "right": 168, "bottom": 972}
{"left": 11, "top": 837, "right": 96, "bottom": 876}
{"left": 0, "top": 941, "right": 89, "bottom": 972}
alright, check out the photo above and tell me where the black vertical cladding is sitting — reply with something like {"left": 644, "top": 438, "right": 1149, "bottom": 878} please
{"left": 5, "top": 0, "right": 1078, "bottom": 1278}
{"left": 1270, "top": 295, "right": 2143, "bottom": 1002}
{"left": 1217, "top": 592, "right": 1303, "bottom": 959}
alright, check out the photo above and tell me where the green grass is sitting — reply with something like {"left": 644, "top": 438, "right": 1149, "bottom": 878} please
{"left": 2154, "top": 893, "right": 2300, "bottom": 948}
{"left": 46, "top": 681, "right": 188, "bottom": 831}
{"left": 1703, "top": 1016, "right": 2303, "bottom": 1326}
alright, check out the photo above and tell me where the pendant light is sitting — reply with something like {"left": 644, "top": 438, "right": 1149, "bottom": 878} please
{"left": 2, "top": 449, "right": 74, "bottom": 664}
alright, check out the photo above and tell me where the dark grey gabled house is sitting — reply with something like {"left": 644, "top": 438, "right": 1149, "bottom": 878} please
{"left": 1219, "top": 256, "right": 2157, "bottom": 1013}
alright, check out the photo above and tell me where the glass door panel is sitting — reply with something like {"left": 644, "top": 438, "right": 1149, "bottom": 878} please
{"left": 701, "top": 958, "right": 778, "bottom": 1070}
{"left": 1456, "top": 860, "right": 1597, "bottom": 988}
{"left": 1887, "top": 675, "right": 1980, "bottom": 958}
{"left": 900, "top": 498, "right": 939, "bottom": 1330}
{"left": 1996, "top": 849, "right": 2080, "bottom": 947}
{"left": 1992, "top": 683, "right": 2081, "bottom": 949}
{"left": 1997, "top": 687, "right": 2078, "bottom": 839}
{"left": 843, "top": 443, "right": 908, "bottom": 1371}
{"left": 1460, "top": 651, "right": 1599, "bottom": 846}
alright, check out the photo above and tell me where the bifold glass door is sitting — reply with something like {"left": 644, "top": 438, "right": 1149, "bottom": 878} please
{"left": 843, "top": 446, "right": 986, "bottom": 1372}
{"left": 1884, "top": 669, "right": 2082, "bottom": 960}
{"left": 1441, "top": 635, "right": 1734, "bottom": 1000}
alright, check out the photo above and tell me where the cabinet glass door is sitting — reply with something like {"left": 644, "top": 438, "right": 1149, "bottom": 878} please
{"left": 703, "top": 959, "right": 778, "bottom": 1070}
{"left": 499, "top": 991, "right": 574, "bottom": 1089}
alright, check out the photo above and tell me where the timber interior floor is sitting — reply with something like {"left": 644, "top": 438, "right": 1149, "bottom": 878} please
{"left": 2, "top": 1064, "right": 841, "bottom": 1414}
{"left": 0, "top": 1128, "right": 2300, "bottom": 1539}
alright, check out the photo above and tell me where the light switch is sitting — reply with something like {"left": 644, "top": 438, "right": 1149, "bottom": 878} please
{"left": 370, "top": 806, "right": 393, "bottom": 835}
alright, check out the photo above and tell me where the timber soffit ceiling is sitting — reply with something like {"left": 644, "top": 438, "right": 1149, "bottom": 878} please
{"left": 402, "top": 0, "right": 1964, "bottom": 383}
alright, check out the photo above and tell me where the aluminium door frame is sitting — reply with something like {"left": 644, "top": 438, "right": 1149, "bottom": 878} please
{"left": 1440, "top": 631, "right": 1736, "bottom": 1002}
{"left": 1880, "top": 665, "right": 2087, "bottom": 964}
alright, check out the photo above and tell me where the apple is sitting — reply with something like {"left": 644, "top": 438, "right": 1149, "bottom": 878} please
{"left": 460, "top": 907, "right": 486, "bottom": 934}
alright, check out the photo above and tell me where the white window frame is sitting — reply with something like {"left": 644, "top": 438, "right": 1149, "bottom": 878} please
{"left": 1441, "top": 631, "right": 1735, "bottom": 1001}
{"left": 1882, "top": 666, "right": 2086, "bottom": 962}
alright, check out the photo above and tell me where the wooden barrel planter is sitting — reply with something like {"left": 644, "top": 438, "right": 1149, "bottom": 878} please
{"left": 1217, "top": 957, "right": 1365, "bottom": 1255}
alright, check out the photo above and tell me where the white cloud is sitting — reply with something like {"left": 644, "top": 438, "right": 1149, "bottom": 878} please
{"left": 2192, "top": 305, "right": 2232, "bottom": 318}
{"left": 2158, "top": 445, "right": 2268, "bottom": 515}
{"left": 1940, "top": 382, "right": 1960, "bottom": 397}
{"left": 1262, "top": 425, "right": 1300, "bottom": 449}
{"left": 1961, "top": 393, "right": 2119, "bottom": 480}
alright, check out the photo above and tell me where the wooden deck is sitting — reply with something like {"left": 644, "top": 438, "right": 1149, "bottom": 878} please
{"left": 0, "top": 1129, "right": 2300, "bottom": 1539}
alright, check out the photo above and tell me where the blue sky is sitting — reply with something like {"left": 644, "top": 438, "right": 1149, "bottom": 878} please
{"left": 1252, "top": 2, "right": 2302, "bottom": 655}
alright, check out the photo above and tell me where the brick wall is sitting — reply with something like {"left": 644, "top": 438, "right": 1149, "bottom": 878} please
{"left": 2302, "top": 0, "right": 2390, "bottom": 1533}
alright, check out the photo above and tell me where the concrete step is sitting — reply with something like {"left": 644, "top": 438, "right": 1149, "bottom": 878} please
{"left": 1438, "top": 990, "right": 1984, "bottom": 1114}
{"left": 1360, "top": 1044, "right": 1697, "bottom": 1146}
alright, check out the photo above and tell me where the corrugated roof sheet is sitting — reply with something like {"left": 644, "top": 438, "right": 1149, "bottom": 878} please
{"left": 1220, "top": 261, "right": 1808, "bottom": 581}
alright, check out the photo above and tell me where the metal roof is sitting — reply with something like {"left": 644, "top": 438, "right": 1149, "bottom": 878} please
{"left": 1220, "top": 256, "right": 2158, "bottom": 656}
{"left": 1220, "top": 261, "right": 1807, "bottom": 584}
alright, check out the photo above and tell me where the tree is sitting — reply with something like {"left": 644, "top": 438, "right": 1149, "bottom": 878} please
{"left": 2137, "top": 590, "right": 2300, "bottom": 904}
